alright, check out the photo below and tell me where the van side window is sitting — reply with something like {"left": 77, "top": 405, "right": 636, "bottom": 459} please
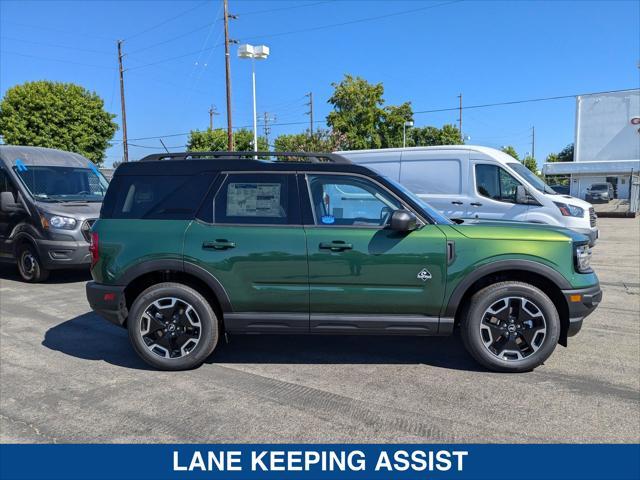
{"left": 213, "top": 173, "right": 298, "bottom": 225}
{"left": 475, "top": 164, "right": 522, "bottom": 203}
{"left": 307, "top": 174, "right": 401, "bottom": 227}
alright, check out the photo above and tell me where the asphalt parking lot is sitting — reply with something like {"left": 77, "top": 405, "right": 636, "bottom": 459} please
{"left": 1, "top": 217, "right": 638, "bottom": 443}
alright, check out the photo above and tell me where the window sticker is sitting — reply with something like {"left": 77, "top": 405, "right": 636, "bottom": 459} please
{"left": 227, "top": 182, "right": 282, "bottom": 217}
{"left": 14, "top": 159, "right": 27, "bottom": 172}
{"left": 320, "top": 215, "right": 335, "bottom": 224}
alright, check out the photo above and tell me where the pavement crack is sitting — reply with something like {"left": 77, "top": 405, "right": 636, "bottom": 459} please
{"left": 0, "top": 413, "right": 58, "bottom": 443}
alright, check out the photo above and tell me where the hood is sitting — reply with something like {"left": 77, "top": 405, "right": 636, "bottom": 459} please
{"left": 36, "top": 201, "right": 101, "bottom": 221}
{"left": 544, "top": 192, "right": 593, "bottom": 210}
{"left": 451, "top": 218, "right": 589, "bottom": 244}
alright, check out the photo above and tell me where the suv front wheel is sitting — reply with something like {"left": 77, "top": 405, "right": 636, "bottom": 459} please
{"left": 128, "top": 283, "right": 219, "bottom": 370}
{"left": 461, "top": 281, "right": 560, "bottom": 373}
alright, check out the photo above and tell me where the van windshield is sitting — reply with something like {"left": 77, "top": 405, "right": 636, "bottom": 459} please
{"left": 507, "top": 162, "right": 556, "bottom": 195}
{"left": 383, "top": 176, "right": 453, "bottom": 225}
{"left": 14, "top": 166, "right": 109, "bottom": 202}
{"left": 590, "top": 184, "right": 608, "bottom": 191}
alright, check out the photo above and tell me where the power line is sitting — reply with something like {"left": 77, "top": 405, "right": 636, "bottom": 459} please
{"left": 126, "top": 42, "right": 225, "bottom": 71}
{"left": 0, "top": 50, "right": 115, "bottom": 69}
{"left": 127, "top": 21, "right": 218, "bottom": 55}
{"left": 124, "top": 1, "right": 210, "bottom": 41}
{"left": 3, "top": 22, "right": 115, "bottom": 41}
{"left": 0, "top": 36, "right": 112, "bottom": 55}
{"left": 242, "top": 0, "right": 463, "bottom": 42}
{"left": 413, "top": 88, "right": 636, "bottom": 115}
{"left": 112, "top": 86, "right": 637, "bottom": 144}
{"left": 236, "top": 1, "right": 334, "bottom": 17}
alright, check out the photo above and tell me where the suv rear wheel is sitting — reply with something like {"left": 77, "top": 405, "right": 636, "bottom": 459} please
{"left": 128, "top": 282, "right": 219, "bottom": 370}
{"left": 461, "top": 281, "right": 560, "bottom": 372}
{"left": 17, "top": 243, "right": 50, "bottom": 282}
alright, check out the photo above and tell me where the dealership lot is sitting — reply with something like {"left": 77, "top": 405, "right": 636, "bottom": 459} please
{"left": 0, "top": 217, "right": 638, "bottom": 443}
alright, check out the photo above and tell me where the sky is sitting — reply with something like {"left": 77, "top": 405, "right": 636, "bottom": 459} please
{"left": 1, "top": 0, "right": 639, "bottom": 167}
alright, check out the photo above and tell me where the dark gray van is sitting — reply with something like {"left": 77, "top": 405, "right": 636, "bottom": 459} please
{"left": 0, "top": 146, "right": 108, "bottom": 281}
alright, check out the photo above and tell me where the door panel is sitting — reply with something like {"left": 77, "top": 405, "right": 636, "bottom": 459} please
{"left": 303, "top": 173, "right": 448, "bottom": 323}
{"left": 184, "top": 172, "right": 309, "bottom": 332}
{"left": 470, "top": 162, "right": 529, "bottom": 220}
{"left": 184, "top": 223, "right": 309, "bottom": 314}
{"left": 306, "top": 226, "right": 447, "bottom": 316}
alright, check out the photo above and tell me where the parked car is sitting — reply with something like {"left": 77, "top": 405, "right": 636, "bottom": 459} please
{"left": 86, "top": 151, "right": 601, "bottom": 373}
{"left": 586, "top": 182, "right": 614, "bottom": 203}
{"left": 550, "top": 184, "right": 570, "bottom": 196}
{"left": 0, "top": 146, "right": 108, "bottom": 281}
{"left": 337, "top": 146, "right": 599, "bottom": 246}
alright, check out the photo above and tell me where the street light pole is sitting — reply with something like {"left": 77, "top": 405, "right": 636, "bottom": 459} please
{"left": 251, "top": 59, "right": 257, "bottom": 155}
{"left": 238, "top": 44, "right": 269, "bottom": 157}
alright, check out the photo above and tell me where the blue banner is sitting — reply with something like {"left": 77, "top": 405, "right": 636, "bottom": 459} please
{"left": 1, "top": 444, "right": 638, "bottom": 480}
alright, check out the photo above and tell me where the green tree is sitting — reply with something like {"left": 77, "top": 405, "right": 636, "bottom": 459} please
{"left": 501, "top": 145, "right": 520, "bottom": 160}
{"left": 274, "top": 129, "right": 347, "bottom": 153}
{"left": 0, "top": 80, "right": 117, "bottom": 165}
{"left": 187, "top": 128, "right": 267, "bottom": 152}
{"left": 408, "top": 124, "right": 462, "bottom": 147}
{"left": 380, "top": 102, "right": 413, "bottom": 148}
{"left": 545, "top": 152, "right": 559, "bottom": 163}
{"left": 557, "top": 143, "right": 574, "bottom": 162}
{"left": 522, "top": 155, "right": 538, "bottom": 174}
{"left": 326, "top": 74, "right": 386, "bottom": 150}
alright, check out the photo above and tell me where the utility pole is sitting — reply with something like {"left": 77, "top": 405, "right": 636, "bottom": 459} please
{"left": 457, "top": 93, "right": 463, "bottom": 143}
{"left": 305, "top": 92, "right": 314, "bottom": 136}
{"left": 117, "top": 40, "right": 129, "bottom": 163}
{"left": 208, "top": 105, "right": 219, "bottom": 130}
{"left": 223, "top": 0, "right": 237, "bottom": 151}
{"left": 262, "top": 112, "right": 276, "bottom": 150}
{"left": 531, "top": 125, "right": 535, "bottom": 159}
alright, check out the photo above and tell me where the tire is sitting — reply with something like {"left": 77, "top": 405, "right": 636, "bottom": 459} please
{"left": 127, "top": 282, "right": 219, "bottom": 370}
{"left": 16, "top": 243, "right": 50, "bottom": 283}
{"left": 460, "top": 281, "right": 560, "bottom": 373}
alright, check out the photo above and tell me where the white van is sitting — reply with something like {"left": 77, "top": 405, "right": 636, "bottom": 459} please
{"left": 337, "top": 145, "right": 598, "bottom": 245}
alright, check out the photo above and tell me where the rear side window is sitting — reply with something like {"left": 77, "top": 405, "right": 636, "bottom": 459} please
{"left": 102, "top": 174, "right": 213, "bottom": 219}
{"left": 211, "top": 173, "right": 299, "bottom": 225}
{"left": 400, "top": 159, "right": 461, "bottom": 194}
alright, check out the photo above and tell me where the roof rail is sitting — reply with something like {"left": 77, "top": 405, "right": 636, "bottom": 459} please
{"left": 139, "top": 151, "right": 351, "bottom": 164}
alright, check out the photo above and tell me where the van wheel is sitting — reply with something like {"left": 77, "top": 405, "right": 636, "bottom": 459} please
{"left": 461, "top": 281, "right": 560, "bottom": 373}
{"left": 17, "top": 244, "right": 50, "bottom": 282}
{"left": 128, "top": 282, "right": 218, "bottom": 370}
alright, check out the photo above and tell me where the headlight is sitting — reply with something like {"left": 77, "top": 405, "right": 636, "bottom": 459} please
{"left": 554, "top": 202, "right": 584, "bottom": 218}
{"left": 574, "top": 244, "right": 592, "bottom": 273}
{"left": 41, "top": 213, "right": 77, "bottom": 230}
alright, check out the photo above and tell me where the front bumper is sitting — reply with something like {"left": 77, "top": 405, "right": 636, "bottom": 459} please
{"left": 562, "top": 284, "right": 602, "bottom": 337}
{"left": 574, "top": 227, "right": 599, "bottom": 247}
{"left": 86, "top": 281, "right": 127, "bottom": 326}
{"left": 34, "top": 238, "right": 91, "bottom": 270}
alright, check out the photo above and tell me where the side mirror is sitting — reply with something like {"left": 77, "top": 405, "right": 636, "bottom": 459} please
{"left": 0, "top": 191, "right": 24, "bottom": 213}
{"left": 516, "top": 185, "right": 528, "bottom": 204}
{"left": 389, "top": 209, "right": 417, "bottom": 232}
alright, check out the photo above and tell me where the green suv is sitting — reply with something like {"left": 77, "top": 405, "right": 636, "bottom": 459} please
{"left": 86, "top": 152, "right": 601, "bottom": 372}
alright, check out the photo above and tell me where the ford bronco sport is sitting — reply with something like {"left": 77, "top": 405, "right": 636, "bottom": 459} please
{"left": 86, "top": 152, "right": 601, "bottom": 372}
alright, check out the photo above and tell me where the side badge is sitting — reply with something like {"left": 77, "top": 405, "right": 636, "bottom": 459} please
{"left": 417, "top": 268, "right": 432, "bottom": 282}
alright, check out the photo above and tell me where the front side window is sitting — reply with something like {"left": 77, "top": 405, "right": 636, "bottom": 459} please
{"left": 213, "top": 173, "right": 295, "bottom": 225}
{"left": 0, "top": 170, "right": 18, "bottom": 197}
{"left": 13, "top": 166, "right": 108, "bottom": 202}
{"left": 475, "top": 164, "right": 522, "bottom": 204}
{"left": 307, "top": 174, "right": 401, "bottom": 227}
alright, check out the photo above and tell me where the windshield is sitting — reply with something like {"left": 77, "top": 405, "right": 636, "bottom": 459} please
{"left": 383, "top": 176, "right": 453, "bottom": 225}
{"left": 590, "top": 184, "right": 607, "bottom": 191}
{"left": 13, "top": 165, "right": 109, "bottom": 202}
{"left": 507, "top": 162, "right": 556, "bottom": 195}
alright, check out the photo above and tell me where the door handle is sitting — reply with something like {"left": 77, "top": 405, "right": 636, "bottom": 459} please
{"left": 202, "top": 240, "right": 236, "bottom": 251}
{"left": 470, "top": 202, "right": 483, "bottom": 207}
{"left": 319, "top": 241, "right": 353, "bottom": 252}
{"left": 451, "top": 201, "right": 463, "bottom": 205}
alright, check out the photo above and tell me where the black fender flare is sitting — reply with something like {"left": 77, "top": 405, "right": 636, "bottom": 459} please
{"left": 117, "top": 259, "right": 233, "bottom": 312}
{"left": 443, "top": 259, "right": 572, "bottom": 318}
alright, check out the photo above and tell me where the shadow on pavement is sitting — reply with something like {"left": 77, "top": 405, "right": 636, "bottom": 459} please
{"left": 0, "top": 264, "right": 91, "bottom": 284}
{"left": 43, "top": 312, "right": 483, "bottom": 372}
